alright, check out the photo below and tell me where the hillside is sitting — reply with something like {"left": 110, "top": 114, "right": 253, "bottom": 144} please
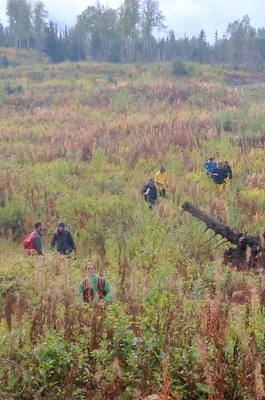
{"left": 1, "top": 59, "right": 265, "bottom": 399}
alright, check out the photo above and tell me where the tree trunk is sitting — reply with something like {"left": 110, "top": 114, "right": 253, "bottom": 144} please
{"left": 182, "top": 201, "right": 264, "bottom": 269}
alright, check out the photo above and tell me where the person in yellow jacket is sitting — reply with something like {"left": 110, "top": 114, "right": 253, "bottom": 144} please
{"left": 155, "top": 166, "right": 168, "bottom": 197}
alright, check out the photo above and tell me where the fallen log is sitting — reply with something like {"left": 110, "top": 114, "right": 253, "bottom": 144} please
{"left": 182, "top": 201, "right": 264, "bottom": 269}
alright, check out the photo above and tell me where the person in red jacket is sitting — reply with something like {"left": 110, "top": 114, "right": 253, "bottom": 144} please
{"left": 24, "top": 221, "right": 43, "bottom": 255}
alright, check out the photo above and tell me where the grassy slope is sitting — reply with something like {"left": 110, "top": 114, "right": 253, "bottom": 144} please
{"left": 1, "top": 56, "right": 265, "bottom": 398}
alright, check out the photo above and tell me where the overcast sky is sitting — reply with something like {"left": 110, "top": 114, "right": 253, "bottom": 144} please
{"left": 0, "top": 0, "right": 264, "bottom": 44}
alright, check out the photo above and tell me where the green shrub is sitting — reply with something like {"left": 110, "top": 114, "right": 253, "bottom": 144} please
{"left": 1, "top": 55, "right": 10, "bottom": 68}
{"left": 0, "top": 203, "right": 24, "bottom": 240}
{"left": 172, "top": 56, "right": 187, "bottom": 76}
{"left": 4, "top": 81, "right": 23, "bottom": 94}
{"left": 186, "top": 61, "right": 202, "bottom": 77}
{"left": 223, "top": 114, "right": 233, "bottom": 132}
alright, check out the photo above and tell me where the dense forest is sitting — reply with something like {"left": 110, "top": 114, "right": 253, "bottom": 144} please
{"left": 1, "top": 0, "right": 265, "bottom": 69}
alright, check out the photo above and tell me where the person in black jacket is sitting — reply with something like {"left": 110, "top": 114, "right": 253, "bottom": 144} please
{"left": 210, "top": 162, "right": 228, "bottom": 189}
{"left": 50, "top": 221, "right": 76, "bottom": 255}
{"left": 223, "top": 161, "right": 233, "bottom": 179}
{"left": 141, "top": 178, "right": 157, "bottom": 208}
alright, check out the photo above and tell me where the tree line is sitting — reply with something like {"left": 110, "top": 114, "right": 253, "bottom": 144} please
{"left": 1, "top": 0, "right": 265, "bottom": 69}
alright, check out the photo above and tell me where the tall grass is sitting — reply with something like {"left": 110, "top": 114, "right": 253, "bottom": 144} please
{"left": 0, "top": 61, "right": 265, "bottom": 398}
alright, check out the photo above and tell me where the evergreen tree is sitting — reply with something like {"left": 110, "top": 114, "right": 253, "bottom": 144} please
{"left": 32, "top": 1, "right": 48, "bottom": 62}
{"left": 256, "top": 28, "right": 265, "bottom": 62}
{"left": 44, "top": 21, "right": 60, "bottom": 62}
{"left": 197, "top": 29, "right": 210, "bottom": 62}
{"left": 214, "top": 30, "right": 218, "bottom": 45}
{"left": 0, "top": 22, "right": 6, "bottom": 47}
{"left": 165, "top": 30, "right": 176, "bottom": 60}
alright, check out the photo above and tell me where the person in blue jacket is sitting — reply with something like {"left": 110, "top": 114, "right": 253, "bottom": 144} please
{"left": 203, "top": 157, "right": 217, "bottom": 176}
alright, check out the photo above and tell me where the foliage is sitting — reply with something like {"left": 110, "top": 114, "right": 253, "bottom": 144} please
{"left": 222, "top": 113, "right": 233, "bottom": 132}
{"left": 4, "top": 81, "right": 23, "bottom": 94}
{"left": 0, "top": 61, "right": 265, "bottom": 399}
{"left": 0, "top": 55, "right": 11, "bottom": 68}
{"left": 172, "top": 56, "right": 187, "bottom": 76}
{"left": 2, "top": 8, "right": 265, "bottom": 68}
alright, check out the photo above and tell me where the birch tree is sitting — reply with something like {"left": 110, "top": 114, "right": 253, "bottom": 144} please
{"left": 6, "top": 0, "right": 32, "bottom": 57}
{"left": 118, "top": 0, "right": 140, "bottom": 62}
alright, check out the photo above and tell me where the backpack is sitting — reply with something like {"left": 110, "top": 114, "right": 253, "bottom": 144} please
{"left": 141, "top": 184, "right": 148, "bottom": 196}
{"left": 23, "top": 231, "right": 39, "bottom": 255}
{"left": 83, "top": 277, "right": 106, "bottom": 302}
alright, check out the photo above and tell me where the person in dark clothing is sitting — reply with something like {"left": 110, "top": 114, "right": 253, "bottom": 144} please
{"left": 141, "top": 178, "right": 157, "bottom": 208}
{"left": 33, "top": 221, "right": 43, "bottom": 255}
{"left": 50, "top": 221, "right": 76, "bottom": 255}
{"left": 210, "top": 162, "right": 228, "bottom": 185}
{"left": 223, "top": 161, "right": 233, "bottom": 179}
{"left": 24, "top": 221, "right": 43, "bottom": 255}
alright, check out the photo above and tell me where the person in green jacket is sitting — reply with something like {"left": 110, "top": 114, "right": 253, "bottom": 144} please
{"left": 77, "top": 262, "right": 111, "bottom": 303}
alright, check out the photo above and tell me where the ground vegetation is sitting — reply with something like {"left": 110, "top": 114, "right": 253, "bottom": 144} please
{"left": 0, "top": 58, "right": 265, "bottom": 399}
